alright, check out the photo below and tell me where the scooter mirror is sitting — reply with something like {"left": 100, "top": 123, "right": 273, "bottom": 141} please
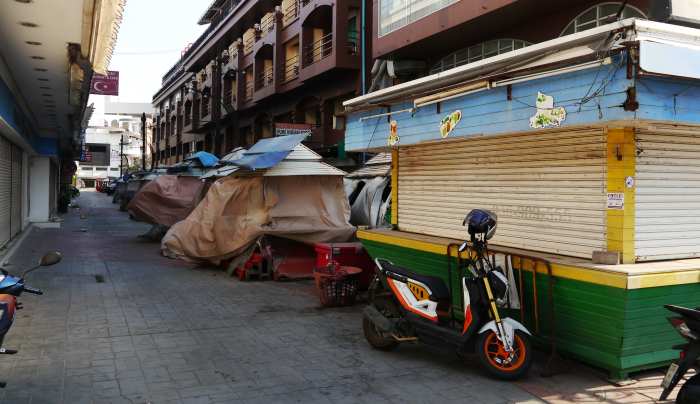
{"left": 458, "top": 241, "right": 468, "bottom": 253}
{"left": 39, "top": 251, "right": 62, "bottom": 267}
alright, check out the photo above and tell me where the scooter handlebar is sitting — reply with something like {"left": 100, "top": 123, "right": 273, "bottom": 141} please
{"left": 23, "top": 286, "right": 43, "bottom": 295}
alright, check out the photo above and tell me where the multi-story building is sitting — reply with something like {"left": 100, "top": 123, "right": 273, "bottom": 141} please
{"left": 152, "top": 0, "right": 369, "bottom": 167}
{"left": 77, "top": 99, "right": 153, "bottom": 187}
{"left": 0, "top": 0, "right": 123, "bottom": 247}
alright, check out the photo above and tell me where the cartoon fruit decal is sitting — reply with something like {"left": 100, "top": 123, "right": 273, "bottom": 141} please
{"left": 440, "top": 110, "right": 461, "bottom": 138}
{"left": 388, "top": 120, "right": 399, "bottom": 146}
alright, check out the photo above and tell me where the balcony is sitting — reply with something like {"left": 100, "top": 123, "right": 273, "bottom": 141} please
{"left": 223, "top": 83, "right": 236, "bottom": 112}
{"left": 282, "top": 0, "right": 299, "bottom": 27}
{"left": 255, "top": 65, "right": 274, "bottom": 90}
{"left": 244, "top": 80, "right": 254, "bottom": 102}
{"left": 303, "top": 32, "right": 332, "bottom": 67}
{"left": 281, "top": 54, "right": 299, "bottom": 83}
{"left": 260, "top": 12, "right": 276, "bottom": 35}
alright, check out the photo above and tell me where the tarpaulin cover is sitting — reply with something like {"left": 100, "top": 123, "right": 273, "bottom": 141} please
{"left": 161, "top": 175, "right": 355, "bottom": 264}
{"left": 230, "top": 134, "right": 306, "bottom": 170}
{"left": 127, "top": 175, "right": 205, "bottom": 227}
{"left": 185, "top": 151, "right": 219, "bottom": 167}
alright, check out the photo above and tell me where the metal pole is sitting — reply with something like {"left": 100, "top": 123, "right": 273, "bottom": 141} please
{"left": 141, "top": 113, "right": 147, "bottom": 171}
{"left": 119, "top": 133, "right": 124, "bottom": 176}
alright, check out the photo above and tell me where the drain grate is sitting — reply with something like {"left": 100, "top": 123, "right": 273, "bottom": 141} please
{"left": 94, "top": 274, "right": 105, "bottom": 283}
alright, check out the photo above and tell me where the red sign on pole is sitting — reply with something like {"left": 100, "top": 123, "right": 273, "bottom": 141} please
{"left": 90, "top": 71, "right": 119, "bottom": 95}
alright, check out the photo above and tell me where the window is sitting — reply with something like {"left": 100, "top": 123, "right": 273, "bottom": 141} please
{"left": 379, "top": 0, "right": 459, "bottom": 37}
{"left": 561, "top": 3, "right": 646, "bottom": 36}
{"left": 110, "top": 167, "right": 119, "bottom": 171}
{"left": 95, "top": 167, "right": 108, "bottom": 172}
{"left": 429, "top": 39, "right": 531, "bottom": 75}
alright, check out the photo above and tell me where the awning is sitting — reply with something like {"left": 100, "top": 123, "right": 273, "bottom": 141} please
{"left": 231, "top": 134, "right": 307, "bottom": 170}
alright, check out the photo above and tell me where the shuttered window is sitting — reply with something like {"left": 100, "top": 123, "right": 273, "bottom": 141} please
{"left": 397, "top": 128, "right": 607, "bottom": 259}
{"left": 636, "top": 126, "right": 700, "bottom": 261}
{"left": 10, "top": 145, "right": 23, "bottom": 238}
{"left": 0, "top": 136, "right": 12, "bottom": 247}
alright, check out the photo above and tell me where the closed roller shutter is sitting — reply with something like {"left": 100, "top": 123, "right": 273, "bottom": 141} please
{"left": 398, "top": 128, "right": 607, "bottom": 259}
{"left": 636, "top": 126, "right": 700, "bottom": 261}
{"left": 10, "top": 145, "right": 22, "bottom": 238}
{"left": 0, "top": 136, "right": 11, "bottom": 247}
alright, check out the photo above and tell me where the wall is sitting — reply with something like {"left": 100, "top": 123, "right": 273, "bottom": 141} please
{"left": 28, "top": 156, "right": 50, "bottom": 222}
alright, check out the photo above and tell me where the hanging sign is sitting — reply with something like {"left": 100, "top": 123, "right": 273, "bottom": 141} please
{"left": 440, "top": 110, "right": 462, "bottom": 138}
{"left": 90, "top": 71, "right": 119, "bottom": 96}
{"left": 529, "top": 92, "right": 566, "bottom": 128}
{"left": 607, "top": 193, "right": 625, "bottom": 210}
{"left": 274, "top": 123, "right": 313, "bottom": 137}
{"left": 388, "top": 120, "right": 399, "bottom": 146}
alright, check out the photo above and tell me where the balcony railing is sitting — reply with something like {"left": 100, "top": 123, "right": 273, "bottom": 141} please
{"left": 282, "top": 54, "right": 299, "bottom": 83}
{"left": 260, "top": 13, "right": 275, "bottom": 34}
{"left": 223, "top": 85, "right": 236, "bottom": 109}
{"left": 243, "top": 35, "right": 256, "bottom": 55}
{"left": 201, "top": 98, "right": 210, "bottom": 117}
{"left": 303, "top": 32, "right": 333, "bottom": 66}
{"left": 282, "top": 0, "right": 299, "bottom": 27}
{"left": 255, "top": 66, "right": 274, "bottom": 89}
{"left": 244, "top": 80, "right": 254, "bottom": 101}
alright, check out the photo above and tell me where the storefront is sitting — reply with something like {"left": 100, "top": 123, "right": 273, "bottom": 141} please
{"left": 344, "top": 19, "right": 700, "bottom": 379}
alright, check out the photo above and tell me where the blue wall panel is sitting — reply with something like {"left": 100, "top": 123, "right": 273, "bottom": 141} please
{"left": 346, "top": 64, "right": 637, "bottom": 151}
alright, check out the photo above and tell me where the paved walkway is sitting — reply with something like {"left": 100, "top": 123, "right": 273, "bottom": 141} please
{"left": 0, "top": 190, "right": 542, "bottom": 404}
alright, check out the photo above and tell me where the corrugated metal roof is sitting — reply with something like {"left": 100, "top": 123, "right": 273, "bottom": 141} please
{"left": 231, "top": 134, "right": 307, "bottom": 170}
{"left": 346, "top": 152, "right": 391, "bottom": 178}
{"left": 264, "top": 160, "right": 347, "bottom": 177}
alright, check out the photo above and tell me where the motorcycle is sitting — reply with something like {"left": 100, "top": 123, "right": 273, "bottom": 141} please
{"left": 362, "top": 209, "right": 533, "bottom": 380}
{"left": 0, "top": 251, "right": 62, "bottom": 388}
{"left": 660, "top": 304, "right": 700, "bottom": 403}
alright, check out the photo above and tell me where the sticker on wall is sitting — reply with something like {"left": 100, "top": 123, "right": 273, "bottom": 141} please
{"left": 440, "top": 110, "right": 462, "bottom": 138}
{"left": 529, "top": 92, "right": 566, "bottom": 129}
{"left": 388, "top": 120, "right": 399, "bottom": 146}
{"left": 607, "top": 193, "right": 624, "bottom": 210}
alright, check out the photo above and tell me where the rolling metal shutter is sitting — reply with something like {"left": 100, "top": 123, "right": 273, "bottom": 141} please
{"left": 10, "top": 145, "right": 22, "bottom": 238}
{"left": 636, "top": 125, "right": 700, "bottom": 261}
{"left": 398, "top": 128, "right": 607, "bottom": 259}
{"left": 0, "top": 136, "right": 11, "bottom": 247}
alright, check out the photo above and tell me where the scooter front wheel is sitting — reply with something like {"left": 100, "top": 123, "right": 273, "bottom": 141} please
{"left": 477, "top": 330, "right": 532, "bottom": 380}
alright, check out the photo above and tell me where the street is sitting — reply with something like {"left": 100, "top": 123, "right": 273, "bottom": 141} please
{"left": 0, "top": 190, "right": 542, "bottom": 404}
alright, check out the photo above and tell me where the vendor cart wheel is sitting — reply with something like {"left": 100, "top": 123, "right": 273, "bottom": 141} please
{"left": 477, "top": 330, "right": 532, "bottom": 380}
{"left": 363, "top": 314, "right": 398, "bottom": 351}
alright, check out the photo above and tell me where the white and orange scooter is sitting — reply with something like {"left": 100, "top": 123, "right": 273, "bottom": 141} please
{"left": 362, "top": 209, "right": 532, "bottom": 379}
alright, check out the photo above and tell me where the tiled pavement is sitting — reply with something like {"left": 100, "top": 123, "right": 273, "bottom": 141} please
{"left": 0, "top": 190, "right": 543, "bottom": 404}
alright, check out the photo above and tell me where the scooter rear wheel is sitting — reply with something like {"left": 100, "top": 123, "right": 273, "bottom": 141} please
{"left": 677, "top": 373, "right": 700, "bottom": 404}
{"left": 477, "top": 330, "right": 532, "bottom": 380}
{"left": 363, "top": 314, "right": 398, "bottom": 351}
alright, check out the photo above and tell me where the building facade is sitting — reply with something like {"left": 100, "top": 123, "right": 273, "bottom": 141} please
{"left": 152, "top": 0, "right": 370, "bottom": 167}
{"left": 0, "top": 0, "right": 123, "bottom": 247}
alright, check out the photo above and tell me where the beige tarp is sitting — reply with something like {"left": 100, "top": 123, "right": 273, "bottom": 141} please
{"left": 127, "top": 175, "right": 205, "bottom": 227}
{"left": 161, "top": 175, "right": 355, "bottom": 264}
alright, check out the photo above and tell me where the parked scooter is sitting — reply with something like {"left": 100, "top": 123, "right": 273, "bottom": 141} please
{"left": 660, "top": 305, "right": 700, "bottom": 403}
{"left": 362, "top": 209, "right": 533, "bottom": 379}
{"left": 0, "top": 251, "right": 62, "bottom": 388}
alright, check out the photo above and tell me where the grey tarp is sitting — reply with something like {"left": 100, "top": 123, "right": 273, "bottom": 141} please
{"left": 161, "top": 175, "right": 355, "bottom": 264}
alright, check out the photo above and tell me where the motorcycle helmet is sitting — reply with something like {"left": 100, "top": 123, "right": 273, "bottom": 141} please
{"left": 463, "top": 209, "right": 497, "bottom": 241}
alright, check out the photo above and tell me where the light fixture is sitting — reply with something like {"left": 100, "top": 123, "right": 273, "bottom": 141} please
{"left": 34, "top": 68, "right": 47, "bottom": 72}
{"left": 41, "top": 93, "right": 52, "bottom": 97}
{"left": 39, "top": 86, "right": 51, "bottom": 90}
{"left": 15, "top": 0, "right": 33, "bottom": 3}
{"left": 37, "top": 78, "right": 49, "bottom": 81}
{"left": 19, "top": 21, "right": 38, "bottom": 27}
{"left": 31, "top": 56, "right": 45, "bottom": 60}
{"left": 26, "top": 41, "right": 41, "bottom": 46}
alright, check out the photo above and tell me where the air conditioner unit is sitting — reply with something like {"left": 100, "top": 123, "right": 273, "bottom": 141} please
{"left": 651, "top": 0, "right": 700, "bottom": 28}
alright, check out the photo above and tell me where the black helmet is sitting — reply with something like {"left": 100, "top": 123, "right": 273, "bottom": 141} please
{"left": 463, "top": 209, "right": 497, "bottom": 241}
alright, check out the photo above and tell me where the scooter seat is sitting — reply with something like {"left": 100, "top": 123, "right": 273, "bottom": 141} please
{"left": 382, "top": 261, "right": 451, "bottom": 301}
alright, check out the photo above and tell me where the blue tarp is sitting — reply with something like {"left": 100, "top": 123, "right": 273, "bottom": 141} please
{"left": 186, "top": 151, "right": 219, "bottom": 168}
{"left": 230, "top": 134, "right": 306, "bottom": 170}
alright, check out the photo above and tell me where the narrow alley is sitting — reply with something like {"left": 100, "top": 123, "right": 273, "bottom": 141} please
{"left": 0, "top": 190, "right": 539, "bottom": 404}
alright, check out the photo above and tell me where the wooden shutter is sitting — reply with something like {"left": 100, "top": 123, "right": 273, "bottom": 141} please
{"left": 636, "top": 125, "right": 700, "bottom": 261}
{"left": 397, "top": 128, "right": 607, "bottom": 259}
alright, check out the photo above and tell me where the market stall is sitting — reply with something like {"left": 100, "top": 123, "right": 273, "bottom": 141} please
{"left": 343, "top": 19, "right": 700, "bottom": 379}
